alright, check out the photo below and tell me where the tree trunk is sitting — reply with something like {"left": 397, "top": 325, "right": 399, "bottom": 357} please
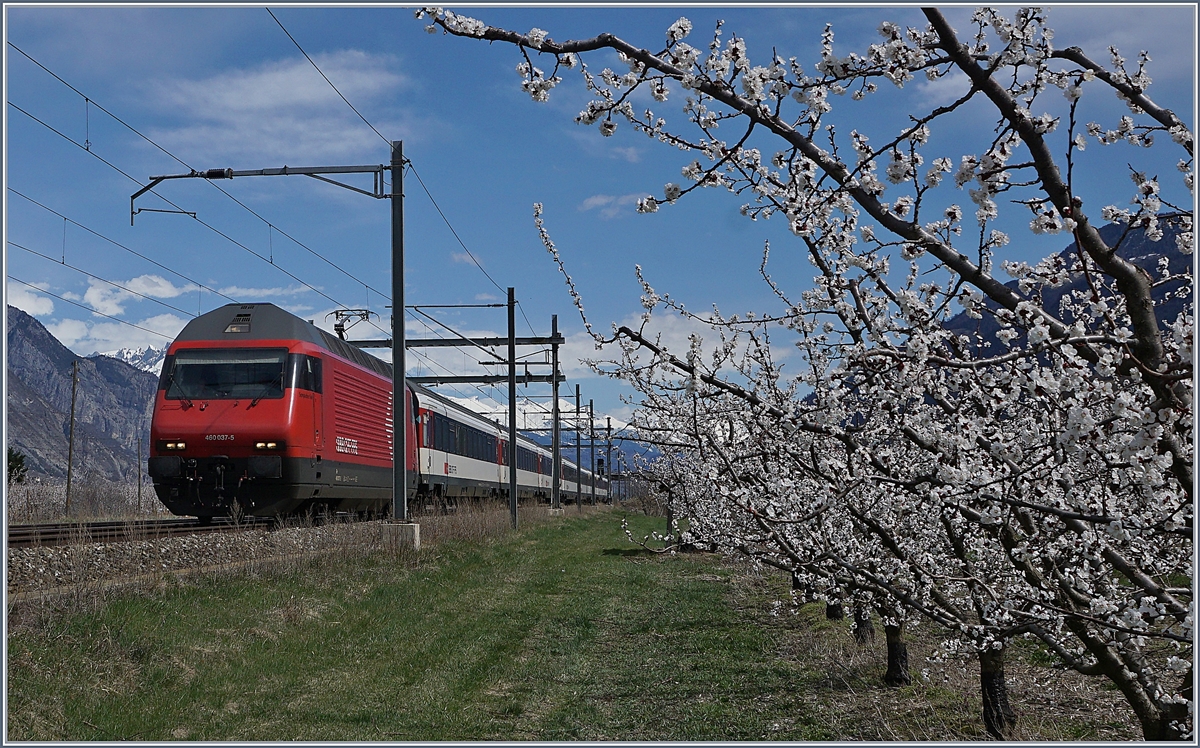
{"left": 853, "top": 604, "right": 875, "bottom": 644}
{"left": 1061, "top": 617, "right": 1185, "bottom": 741}
{"left": 883, "top": 624, "right": 910, "bottom": 686}
{"left": 979, "top": 646, "right": 1017, "bottom": 739}
{"left": 825, "top": 602, "right": 844, "bottom": 620}
{"left": 1153, "top": 666, "right": 1193, "bottom": 741}
{"left": 1166, "top": 667, "right": 1194, "bottom": 739}
{"left": 791, "top": 572, "right": 814, "bottom": 602}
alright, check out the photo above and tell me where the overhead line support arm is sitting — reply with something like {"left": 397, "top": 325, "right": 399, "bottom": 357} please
{"left": 130, "top": 164, "right": 390, "bottom": 224}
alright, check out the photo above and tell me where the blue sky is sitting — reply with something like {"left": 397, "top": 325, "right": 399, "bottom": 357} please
{"left": 4, "top": 3, "right": 1194, "bottom": 428}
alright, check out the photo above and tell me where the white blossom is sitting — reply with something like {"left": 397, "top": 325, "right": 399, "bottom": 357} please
{"left": 667, "top": 17, "right": 693, "bottom": 44}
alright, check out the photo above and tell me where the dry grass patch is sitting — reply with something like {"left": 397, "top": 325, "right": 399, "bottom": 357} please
{"left": 726, "top": 559, "right": 1141, "bottom": 742}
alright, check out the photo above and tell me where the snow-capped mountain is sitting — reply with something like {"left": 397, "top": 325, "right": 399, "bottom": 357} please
{"left": 101, "top": 344, "right": 167, "bottom": 375}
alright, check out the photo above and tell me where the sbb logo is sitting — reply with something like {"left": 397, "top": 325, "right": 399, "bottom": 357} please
{"left": 335, "top": 436, "right": 359, "bottom": 455}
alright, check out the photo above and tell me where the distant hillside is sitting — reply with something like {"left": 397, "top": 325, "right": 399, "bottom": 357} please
{"left": 6, "top": 306, "right": 157, "bottom": 482}
{"left": 944, "top": 216, "right": 1190, "bottom": 344}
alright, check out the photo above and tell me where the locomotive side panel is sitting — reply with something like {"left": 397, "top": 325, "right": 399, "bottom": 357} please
{"left": 319, "top": 356, "right": 427, "bottom": 512}
{"left": 329, "top": 360, "right": 393, "bottom": 466}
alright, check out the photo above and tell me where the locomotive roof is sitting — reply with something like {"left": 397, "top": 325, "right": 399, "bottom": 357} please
{"left": 174, "top": 303, "right": 393, "bottom": 380}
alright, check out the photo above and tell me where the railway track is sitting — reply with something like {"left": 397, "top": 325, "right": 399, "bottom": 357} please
{"left": 7, "top": 517, "right": 275, "bottom": 548}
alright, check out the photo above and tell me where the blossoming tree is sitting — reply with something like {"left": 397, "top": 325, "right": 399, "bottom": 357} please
{"left": 420, "top": 6, "right": 1193, "bottom": 739}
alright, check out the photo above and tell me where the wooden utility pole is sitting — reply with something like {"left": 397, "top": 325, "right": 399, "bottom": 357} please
{"left": 65, "top": 360, "right": 78, "bottom": 516}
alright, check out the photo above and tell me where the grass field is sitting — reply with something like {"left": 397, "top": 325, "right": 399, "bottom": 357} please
{"left": 6, "top": 509, "right": 1137, "bottom": 741}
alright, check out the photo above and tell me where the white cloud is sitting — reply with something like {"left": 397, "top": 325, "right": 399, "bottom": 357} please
{"left": 46, "top": 318, "right": 91, "bottom": 348}
{"left": 81, "top": 275, "right": 196, "bottom": 316}
{"left": 50, "top": 313, "right": 188, "bottom": 356}
{"left": 450, "top": 252, "right": 477, "bottom": 265}
{"left": 6, "top": 282, "right": 55, "bottom": 316}
{"left": 146, "top": 50, "right": 409, "bottom": 163}
{"left": 475, "top": 293, "right": 501, "bottom": 302}
{"left": 579, "top": 195, "right": 615, "bottom": 211}
{"left": 915, "top": 69, "right": 970, "bottom": 109}
{"left": 127, "top": 275, "right": 193, "bottom": 298}
{"left": 611, "top": 146, "right": 641, "bottom": 163}
{"left": 83, "top": 284, "right": 127, "bottom": 316}
{"left": 217, "top": 284, "right": 310, "bottom": 298}
{"left": 279, "top": 303, "right": 316, "bottom": 316}
{"left": 578, "top": 192, "right": 649, "bottom": 219}
{"left": 559, "top": 310, "right": 793, "bottom": 383}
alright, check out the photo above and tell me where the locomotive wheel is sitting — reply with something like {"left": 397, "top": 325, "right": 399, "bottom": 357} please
{"left": 196, "top": 515, "right": 214, "bottom": 526}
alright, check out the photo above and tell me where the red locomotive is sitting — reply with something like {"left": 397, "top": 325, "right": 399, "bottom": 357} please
{"left": 148, "top": 303, "right": 605, "bottom": 519}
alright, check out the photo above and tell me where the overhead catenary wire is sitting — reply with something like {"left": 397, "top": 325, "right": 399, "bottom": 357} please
{"left": 8, "top": 188, "right": 239, "bottom": 305}
{"left": 8, "top": 102, "right": 363, "bottom": 316}
{"left": 245, "top": 23, "right": 537, "bottom": 341}
{"left": 405, "top": 163, "right": 544, "bottom": 341}
{"left": 8, "top": 240, "right": 199, "bottom": 318}
{"left": 7, "top": 41, "right": 392, "bottom": 304}
{"left": 406, "top": 310, "right": 499, "bottom": 402}
{"left": 7, "top": 277, "right": 176, "bottom": 341}
{"left": 266, "top": 8, "right": 391, "bottom": 149}
{"left": 259, "top": 15, "right": 524, "bottom": 336}
{"left": 12, "top": 37, "right": 560, "bottom": 411}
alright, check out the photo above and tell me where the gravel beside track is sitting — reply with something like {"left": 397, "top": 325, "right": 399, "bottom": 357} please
{"left": 7, "top": 521, "right": 386, "bottom": 598}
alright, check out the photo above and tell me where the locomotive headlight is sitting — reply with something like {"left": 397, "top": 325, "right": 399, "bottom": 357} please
{"left": 163, "top": 441, "right": 186, "bottom": 451}
{"left": 254, "top": 440, "right": 286, "bottom": 451}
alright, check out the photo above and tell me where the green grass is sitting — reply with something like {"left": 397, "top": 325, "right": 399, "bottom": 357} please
{"left": 6, "top": 510, "right": 1141, "bottom": 741}
{"left": 7, "top": 512, "right": 820, "bottom": 741}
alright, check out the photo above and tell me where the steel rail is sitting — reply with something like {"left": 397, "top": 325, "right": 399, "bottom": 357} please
{"left": 7, "top": 517, "right": 275, "bottom": 548}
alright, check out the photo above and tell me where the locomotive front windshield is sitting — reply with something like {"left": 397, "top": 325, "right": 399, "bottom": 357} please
{"left": 164, "top": 348, "right": 288, "bottom": 400}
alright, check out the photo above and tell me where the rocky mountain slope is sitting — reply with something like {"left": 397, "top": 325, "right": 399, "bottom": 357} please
{"left": 6, "top": 306, "right": 157, "bottom": 482}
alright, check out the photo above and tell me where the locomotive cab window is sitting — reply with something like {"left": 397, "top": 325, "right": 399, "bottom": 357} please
{"left": 287, "top": 353, "right": 322, "bottom": 393}
{"left": 164, "top": 348, "right": 288, "bottom": 401}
